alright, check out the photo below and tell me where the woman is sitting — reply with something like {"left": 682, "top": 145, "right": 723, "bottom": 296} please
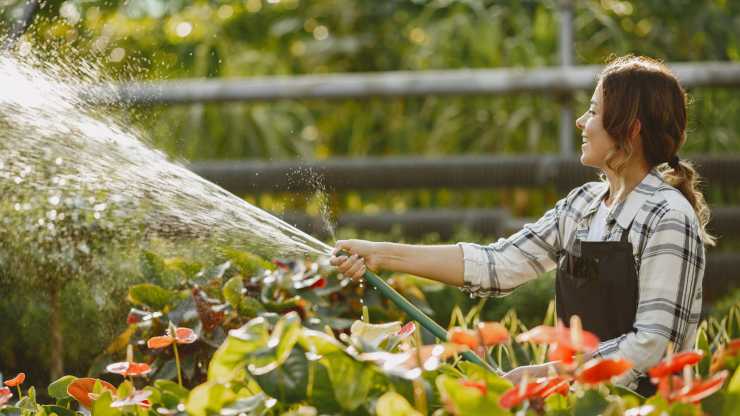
{"left": 330, "top": 55, "right": 714, "bottom": 396}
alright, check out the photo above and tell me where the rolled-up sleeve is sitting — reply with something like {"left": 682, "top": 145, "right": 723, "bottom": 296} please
{"left": 596, "top": 209, "right": 705, "bottom": 388}
{"left": 457, "top": 198, "right": 565, "bottom": 298}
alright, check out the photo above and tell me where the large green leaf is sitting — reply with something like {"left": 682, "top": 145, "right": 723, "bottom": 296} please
{"left": 376, "top": 391, "right": 423, "bottom": 416}
{"left": 253, "top": 347, "right": 309, "bottom": 404}
{"left": 573, "top": 389, "right": 609, "bottom": 416}
{"left": 320, "top": 352, "right": 377, "bottom": 411}
{"left": 208, "top": 317, "right": 270, "bottom": 383}
{"left": 47, "top": 375, "right": 76, "bottom": 400}
{"left": 306, "top": 360, "right": 341, "bottom": 414}
{"left": 127, "top": 283, "right": 179, "bottom": 311}
{"left": 186, "top": 382, "right": 237, "bottom": 416}
{"left": 91, "top": 391, "right": 122, "bottom": 416}
{"left": 247, "top": 312, "right": 302, "bottom": 375}
{"left": 298, "top": 329, "right": 344, "bottom": 357}
{"left": 729, "top": 365, "right": 740, "bottom": 393}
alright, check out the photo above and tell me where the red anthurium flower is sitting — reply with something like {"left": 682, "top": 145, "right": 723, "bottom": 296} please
{"left": 460, "top": 379, "right": 487, "bottom": 395}
{"left": 726, "top": 339, "right": 740, "bottom": 355}
{"left": 448, "top": 328, "right": 478, "bottom": 349}
{"left": 711, "top": 339, "right": 740, "bottom": 372}
{"left": 577, "top": 358, "right": 632, "bottom": 385}
{"left": 3, "top": 373, "right": 25, "bottom": 387}
{"left": 500, "top": 381, "right": 546, "bottom": 409}
{"left": 106, "top": 361, "right": 152, "bottom": 377}
{"left": 517, "top": 320, "right": 599, "bottom": 351}
{"left": 67, "top": 378, "right": 116, "bottom": 408}
{"left": 517, "top": 319, "right": 600, "bottom": 365}
{"left": 0, "top": 387, "right": 12, "bottom": 406}
{"left": 538, "top": 375, "right": 571, "bottom": 397}
{"left": 499, "top": 375, "right": 571, "bottom": 409}
{"left": 396, "top": 322, "right": 416, "bottom": 339}
{"left": 448, "top": 322, "right": 509, "bottom": 349}
{"left": 147, "top": 327, "right": 198, "bottom": 349}
{"left": 648, "top": 351, "right": 703, "bottom": 381}
{"left": 477, "top": 322, "right": 509, "bottom": 345}
{"left": 110, "top": 390, "right": 152, "bottom": 409}
{"left": 309, "top": 277, "right": 327, "bottom": 289}
{"left": 670, "top": 370, "right": 729, "bottom": 403}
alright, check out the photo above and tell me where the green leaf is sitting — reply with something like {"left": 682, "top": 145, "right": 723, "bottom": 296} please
{"left": 247, "top": 312, "right": 302, "bottom": 375}
{"left": 435, "top": 374, "right": 508, "bottom": 416}
{"left": 573, "top": 390, "right": 609, "bottom": 416}
{"left": 223, "top": 276, "right": 244, "bottom": 308}
{"left": 219, "top": 393, "right": 269, "bottom": 415}
{"left": 116, "top": 380, "right": 134, "bottom": 399}
{"left": 666, "top": 402, "right": 702, "bottom": 415}
{"left": 729, "top": 365, "right": 740, "bottom": 393}
{"left": 457, "top": 361, "right": 512, "bottom": 395}
{"left": 221, "top": 249, "right": 274, "bottom": 276}
{"left": 320, "top": 351, "right": 376, "bottom": 411}
{"left": 253, "top": 347, "right": 309, "bottom": 404}
{"left": 127, "top": 283, "right": 179, "bottom": 311}
{"left": 376, "top": 391, "right": 423, "bottom": 416}
{"left": 208, "top": 317, "right": 270, "bottom": 383}
{"left": 47, "top": 375, "right": 76, "bottom": 400}
{"left": 238, "top": 296, "right": 265, "bottom": 317}
{"left": 305, "top": 360, "right": 341, "bottom": 414}
{"left": 91, "top": 390, "right": 122, "bottom": 416}
{"left": 298, "top": 328, "right": 344, "bottom": 356}
{"left": 41, "top": 405, "right": 77, "bottom": 416}
{"left": 544, "top": 393, "right": 569, "bottom": 412}
{"left": 153, "top": 379, "right": 189, "bottom": 401}
{"left": 186, "top": 382, "right": 236, "bottom": 416}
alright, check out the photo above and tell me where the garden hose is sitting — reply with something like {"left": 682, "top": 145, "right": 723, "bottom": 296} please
{"left": 337, "top": 251, "right": 502, "bottom": 374}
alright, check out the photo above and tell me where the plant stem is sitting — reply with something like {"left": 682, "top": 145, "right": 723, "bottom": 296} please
{"left": 173, "top": 342, "right": 183, "bottom": 386}
{"left": 49, "top": 284, "right": 64, "bottom": 382}
{"left": 16, "top": 386, "right": 22, "bottom": 400}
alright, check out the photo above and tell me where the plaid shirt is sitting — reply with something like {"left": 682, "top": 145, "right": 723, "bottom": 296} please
{"left": 458, "top": 169, "right": 705, "bottom": 389}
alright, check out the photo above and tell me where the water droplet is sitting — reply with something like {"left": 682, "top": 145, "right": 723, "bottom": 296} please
{"left": 49, "top": 195, "right": 60, "bottom": 205}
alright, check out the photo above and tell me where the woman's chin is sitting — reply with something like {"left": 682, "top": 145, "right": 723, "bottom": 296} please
{"left": 579, "top": 153, "right": 599, "bottom": 168}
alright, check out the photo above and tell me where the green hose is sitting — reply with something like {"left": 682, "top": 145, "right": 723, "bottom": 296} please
{"left": 338, "top": 251, "right": 501, "bottom": 374}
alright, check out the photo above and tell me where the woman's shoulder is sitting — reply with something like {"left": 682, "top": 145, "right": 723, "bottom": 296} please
{"left": 562, "top": 181, "right": 607, "bottom": 206}
{"left": 650, "top": 181, "right": 698, "bottom": 222}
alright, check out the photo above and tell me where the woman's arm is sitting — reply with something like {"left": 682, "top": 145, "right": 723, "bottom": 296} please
{"left": 331, "top": 241, "right": 465, "bottom": 286}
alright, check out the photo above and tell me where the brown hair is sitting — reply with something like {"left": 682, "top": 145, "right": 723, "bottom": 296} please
{"left": 598, "top": 55, "right": 715, "bottom": 246}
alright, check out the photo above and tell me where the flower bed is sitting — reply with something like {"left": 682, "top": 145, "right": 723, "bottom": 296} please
{"left": 1, "top": 251, "right": 739, "bottom": 415}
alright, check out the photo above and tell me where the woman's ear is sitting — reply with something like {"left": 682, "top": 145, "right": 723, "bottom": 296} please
{"left": 628, "top": 119, "right": 641, "bottom": 142}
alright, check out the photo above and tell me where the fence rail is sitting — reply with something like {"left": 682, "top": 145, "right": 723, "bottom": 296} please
{"left": 100, "top": 62, "right": 740, "bottom": 105}
{"left": 279, "top": 207, "right": 740, "bottom": 241}
{"left": 190, "top": 155, "right": 740, "bottom": 194}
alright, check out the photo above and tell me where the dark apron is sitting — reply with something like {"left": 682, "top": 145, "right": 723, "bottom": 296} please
{"left": 556, "top": 224, "right": 657, "bottom": 397}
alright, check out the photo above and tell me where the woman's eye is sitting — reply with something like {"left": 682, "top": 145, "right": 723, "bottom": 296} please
{"left": 587, "top": 110, "right": 596, "bottom": 115}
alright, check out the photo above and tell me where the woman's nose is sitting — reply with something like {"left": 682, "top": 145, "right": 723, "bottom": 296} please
{"left": 575, "top": 115, "right": 585, "bottom": 130}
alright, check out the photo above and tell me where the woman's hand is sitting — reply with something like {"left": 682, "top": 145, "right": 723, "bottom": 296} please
{"left": 329, "top": 239, "right": 382, "bottom": 280}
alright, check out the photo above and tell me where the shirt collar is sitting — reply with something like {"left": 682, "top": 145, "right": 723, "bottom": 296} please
{"left": 608, "top": 168, "right": 665, "bottom": 229}
{"left": 582, "top": 182, "right": 610, "bottom": 219}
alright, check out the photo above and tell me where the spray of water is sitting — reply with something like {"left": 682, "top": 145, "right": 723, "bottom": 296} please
{"left": 0, "top": 49, "right": 333, "bottom": 266}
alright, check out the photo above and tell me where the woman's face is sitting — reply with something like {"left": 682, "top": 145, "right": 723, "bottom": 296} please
{"left": 576, "top": 84, "right": 617, "bottom": 169}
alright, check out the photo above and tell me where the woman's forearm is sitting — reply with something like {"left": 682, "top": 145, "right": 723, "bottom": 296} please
{"left": 374, "top": 242, "right": 465, "bottom": 287}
